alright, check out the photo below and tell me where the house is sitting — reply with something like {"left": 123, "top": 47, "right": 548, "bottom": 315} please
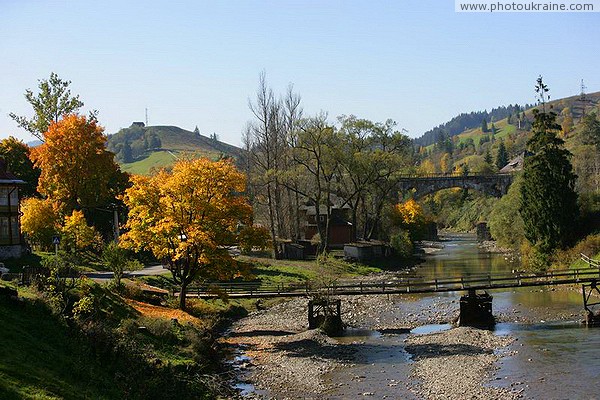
{"left": 0, "top": 158, "right": 25, "bottom": 259}
{"left": 499, "top": 152, "right": 528, "bottom": 173}
{"left": 298, "top": 195, "right": 353, "bottom": 249}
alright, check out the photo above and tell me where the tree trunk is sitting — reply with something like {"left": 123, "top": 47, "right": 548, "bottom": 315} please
{"left": 179, "top": 281, "right": 188, "bottom": 310}
{"left": 266, "top": 184, "right": 280, "bottom": 259}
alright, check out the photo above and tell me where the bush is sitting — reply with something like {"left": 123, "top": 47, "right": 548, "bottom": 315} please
{"left": 520, "top": 241, "right": 551, "bottom": 272}
{"left": 390, "top": 229, "right": 413, "bottom": 258}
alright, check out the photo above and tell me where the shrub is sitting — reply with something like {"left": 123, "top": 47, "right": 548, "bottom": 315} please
{"left": 520, "top": 241, "right": 551, "bottom": 272}
{"left": 390, "top": 229, "right": 413, "bottom": 258}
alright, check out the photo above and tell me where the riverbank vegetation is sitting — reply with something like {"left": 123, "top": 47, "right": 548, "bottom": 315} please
{"left": 0, "top": 278, "right": 229, "bottom": 400}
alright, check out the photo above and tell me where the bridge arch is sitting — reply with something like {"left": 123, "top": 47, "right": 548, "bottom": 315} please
{"left": 397, "top": 173, "right": 513, "bottom": 199}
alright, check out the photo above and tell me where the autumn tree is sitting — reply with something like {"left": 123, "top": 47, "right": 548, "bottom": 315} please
{"left": 560, "top": 107, "right": 574, "bottom": 137}
{"left": 31, "top": 114, "right": 128, "bottom": 214}
{"left": 0, "top": 137, "right": 40, "bottom": 197}
{"left": 10, "top": 73, "right": 85, "bottom": 141}
{"left": 520, "top": 77, "right": 578, "bottom": 255}
{"left": 20, "top": 197, "right": 61, "bottom": 250}
{"left": 61, "top": 210, "right": 103, "bottom": 254}
{"left": 120, "top": 158, "right": 257, "bottom": 310}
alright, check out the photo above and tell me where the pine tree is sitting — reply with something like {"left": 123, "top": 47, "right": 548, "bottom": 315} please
{"left": 481, "top": 119, "right": 489, "bottom": 133}
{"left": 484, "top": 148, "right": 493, "bottom": 166}
{"left": 519, "top": 77, "right": 578, "bottom": 254}
{"left": 491, "top": 123, "right": 498, "bottom": 135}
{"left": 495, "top": 141, "right": 508, "bottom": 170}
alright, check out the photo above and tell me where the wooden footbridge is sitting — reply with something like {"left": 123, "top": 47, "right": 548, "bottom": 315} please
{"left": 188, "top": 255, "right": 600, "bottom": 299}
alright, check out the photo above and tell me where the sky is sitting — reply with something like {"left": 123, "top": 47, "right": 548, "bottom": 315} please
{"left": 1, "top": 0, "right": 599, "bottom": 146}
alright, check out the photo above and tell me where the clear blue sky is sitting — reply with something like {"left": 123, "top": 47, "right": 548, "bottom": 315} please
{"left": 1, "top": 0, "right": 598, "bottom": 146}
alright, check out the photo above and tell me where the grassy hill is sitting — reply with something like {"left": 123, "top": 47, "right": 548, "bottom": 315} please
{"left": 108, "top": 124, "right": 242, "bottom": 175}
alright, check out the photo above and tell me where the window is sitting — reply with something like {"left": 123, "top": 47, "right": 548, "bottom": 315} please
{"left": 0, "top": 187, "right": 18, "bottom": 206}
{"left": 11, "top": 217, "right": 19, "bottom": 243}
{"left": 0, "top": 217, "right": 9, "bottom": 241}
{"left": 0, "top": 188, "right": 7, "bottom": 206}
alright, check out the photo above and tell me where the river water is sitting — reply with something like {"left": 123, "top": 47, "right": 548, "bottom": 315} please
{"left": 324, "top": 233, "right": 600, "bottom": 399}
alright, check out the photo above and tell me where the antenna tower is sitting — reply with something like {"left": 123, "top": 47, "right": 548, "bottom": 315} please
{"left": 145, "top": 108, "right": 148, "bottom": 126}
{"left": 579, "top": 80, "right": 589, "bottom": 117}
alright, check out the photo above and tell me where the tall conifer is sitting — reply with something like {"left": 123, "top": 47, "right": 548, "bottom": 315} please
{"left": 519, "top": 77, "right": 578, "bottom": 254}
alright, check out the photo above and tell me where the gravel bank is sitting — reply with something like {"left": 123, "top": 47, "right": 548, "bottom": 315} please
{"left": 405, "top": 327, "right": 520, "bottom": 399}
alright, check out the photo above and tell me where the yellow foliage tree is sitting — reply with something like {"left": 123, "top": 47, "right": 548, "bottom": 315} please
{"left": 393, "top": 198, "right": 428, "bottom": 240}
{"left": 20, "top": 197, "right": 60, "bottom": 250}
{"left": 395, "top": 198, "right": 424, "bottom": 225}
{"left": 61, "top": 210, "right": 102, "bottom": 253}
{"left": 31, "top": 114, "right": 128, "bottom": 212}
{"left": 120, "top": 158, "right": 258, "bottom": 309}
{"left": 418, "top": 159, "right": 436, "bottom": 175}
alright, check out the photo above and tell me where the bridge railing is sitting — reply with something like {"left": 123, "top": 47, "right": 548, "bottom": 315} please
{"left": 397, "top": 172, "right": 512, "bottom": 179}
{"left": 581, "top": 253, "right": 600, "bottom": 268}
{"left": 186, "top": 266, "right": 600, "bottom": 298}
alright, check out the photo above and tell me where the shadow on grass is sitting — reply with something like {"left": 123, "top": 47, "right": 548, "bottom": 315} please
{"left": 252, "top": 265, "right": 309, "bottom": 282}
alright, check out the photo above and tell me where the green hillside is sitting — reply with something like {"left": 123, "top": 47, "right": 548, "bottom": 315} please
{"left": 420, "top": 90, "right": 600, "bottom": 168}
{"left": 107, "top": 124, "right": 241, "bottom": 175}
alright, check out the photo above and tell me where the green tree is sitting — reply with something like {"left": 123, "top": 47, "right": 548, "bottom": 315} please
{"left": 481, "top": 119, "right": 489, "bottom": 133}
{"left": 580, "top": 112, "right": 600, "bottom": 151}
{"left": 495, "top": 141, "right": 508, "bottom": 170}
{"left": 489, "top": 174, "right": 525, "bottom": 249}
{"left": 0, "top": 137, "right": 40, "bottom": 196}
{"left": 102, "top": 241, "right": 143, "bottom": 287}
{"left": 491, "top": 123, "right": 498, "bottom": 135}
{"left": 519, "top": 77, "right": 578, "bottom": 255}
{"left": 10, "top": 73, "right": 85, "bottom": 141}
{"left": 484, "top": 148, "right": 493, "bottom": 166}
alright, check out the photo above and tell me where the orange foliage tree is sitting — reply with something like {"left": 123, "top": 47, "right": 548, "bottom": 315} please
{"left": 120, "top": 158, "right": 259, "bottom": 309}
{"left": 31, "top": 114, "right": 128, "bottom": 213}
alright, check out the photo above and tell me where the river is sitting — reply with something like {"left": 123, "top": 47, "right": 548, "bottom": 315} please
{"left": 322, "top": 233, "right": 600, "bottom": 399}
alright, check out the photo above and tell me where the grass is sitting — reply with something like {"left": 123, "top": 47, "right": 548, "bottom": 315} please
{"left": 0, "top": 289, "right": 122, "bottom": 399}
{"left": 121, "top": 150, "right": 181, "bottom": 175}
{"left": 121, "top": 148, "right": 224, "bottom": 175}
{"left": 0, "top": 279, "right": 222, "bottom": 399}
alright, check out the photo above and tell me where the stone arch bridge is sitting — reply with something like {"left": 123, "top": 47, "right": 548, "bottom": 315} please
{"left": 397, "top": 173, "right": 513, "bottom": 198}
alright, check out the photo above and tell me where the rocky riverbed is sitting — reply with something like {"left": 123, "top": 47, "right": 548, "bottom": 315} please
{"left": 223, "top": 281, "right": 591, "bottom": 399}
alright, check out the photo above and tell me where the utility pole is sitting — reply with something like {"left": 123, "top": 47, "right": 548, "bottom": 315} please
{"left": 145, "top": 108, "right": 149, "bottom": 126}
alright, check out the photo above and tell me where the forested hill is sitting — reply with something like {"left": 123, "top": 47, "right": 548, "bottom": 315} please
{"left": 415, "top": 90, "right": 600, "bottom": 147}
{"left": 107, "top": 124, "right": 241, "bottom": 174}
{"left": 414, "top": 104, "right": 533, "bottom": 147}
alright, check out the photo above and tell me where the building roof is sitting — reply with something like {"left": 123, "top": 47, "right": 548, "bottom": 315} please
{"left": 499, "top": 153, "right": 525, "bottom": 173}
{"left": 0, "top": 158, "right": 25, "bottom": 185}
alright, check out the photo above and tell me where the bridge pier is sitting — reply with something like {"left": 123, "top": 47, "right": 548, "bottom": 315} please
{"left": 458, "top": 290, "right": 495, "bottom": 328}
{"left": 582, "top": 280, "right": 600, "bottom": 326}
{"left": 308, "top": 298, "right": 343, "bottom": 336}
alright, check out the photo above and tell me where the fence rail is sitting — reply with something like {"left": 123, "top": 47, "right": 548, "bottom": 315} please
{"left": 581, "top": 253, "right": 600, "bottom": 268}
{"left": 187, "top": 264, "right": 600, "bottom": 299}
